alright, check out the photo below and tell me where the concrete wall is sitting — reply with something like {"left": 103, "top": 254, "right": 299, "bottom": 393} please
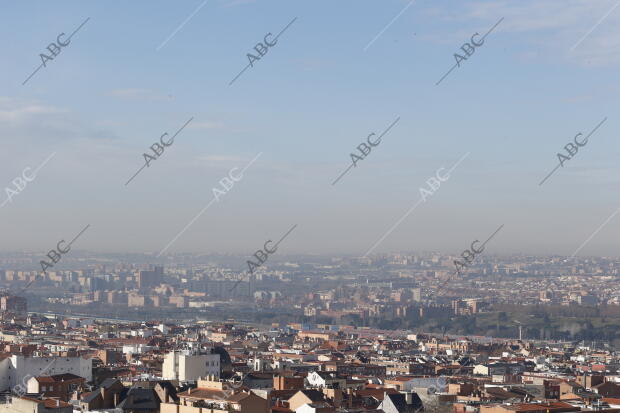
{"left": 5, "top": 355, "right": 92, "bottom": 391}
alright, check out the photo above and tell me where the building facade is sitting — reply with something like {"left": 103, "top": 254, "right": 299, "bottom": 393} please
{"left": 161, "top": 350, "right": 220, "bottom": 382}
{"left": 0, "top": 355, "right": 91, "bottom": 392}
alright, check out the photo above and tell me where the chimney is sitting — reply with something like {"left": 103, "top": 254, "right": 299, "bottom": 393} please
{"left": 188, "top": 387, "right": 192, "bottom": 395}
{"left": 56, "top": 399, "right": 60, "bottom": 407}
{"left": 405, "top": 392, "right": 412, "bottom": 405}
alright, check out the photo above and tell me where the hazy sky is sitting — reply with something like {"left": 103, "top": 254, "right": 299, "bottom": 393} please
{"left": 1, "top": 0, "right": 619, "bottom": 257}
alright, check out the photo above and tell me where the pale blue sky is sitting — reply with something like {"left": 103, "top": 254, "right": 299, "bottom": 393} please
{"left": 0, "top": 0, "right": 619, "bottom": 257}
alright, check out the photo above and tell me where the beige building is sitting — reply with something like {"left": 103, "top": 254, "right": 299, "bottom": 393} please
{"left": 160, "top": 377, "right": 268, "bottom": 413}
{"left": 162, "top": 350, "right": 220, "bottom": 382}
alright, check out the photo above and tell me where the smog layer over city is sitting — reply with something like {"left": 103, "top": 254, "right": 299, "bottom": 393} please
{"left": 1, "top": 1, "right": 620, "bottom": 413}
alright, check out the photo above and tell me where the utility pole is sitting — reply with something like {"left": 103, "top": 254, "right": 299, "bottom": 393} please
{"left": 513, "top": 320, "right": 523, "bottom": 341}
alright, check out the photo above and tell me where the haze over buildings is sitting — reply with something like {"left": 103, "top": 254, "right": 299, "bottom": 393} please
{"left": 2, "top": 0, "right": 620, "bottom": 412}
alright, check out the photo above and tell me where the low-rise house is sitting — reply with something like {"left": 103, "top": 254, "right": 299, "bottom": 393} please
{"left": 116, "top": 387, "right": 160, "bottom": 413}
{"left": 288, "top": 390, "right": 329, "bottom": 411}
{"left": 76, "top": 378, "right": 126, "bottom": 411}
{"left": 1, "top": 396, "right": 72, "bottom": 413}
{"left": 27, "top": 373, "right": 85, "bottom": 401}
{"left": 160, "top": 376, "right": 268, "bottom": 413}
{"left": 592, "top": 382, "right": 620, "bottom": 398}
{"left": 306, "top": 371, "right": 346, "bottom": 389}
{"left": 378, "top": 391, "right": 423, "bottom": 413}
{"left": 296, "top": 402, "right": 335, "bottom": 413}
